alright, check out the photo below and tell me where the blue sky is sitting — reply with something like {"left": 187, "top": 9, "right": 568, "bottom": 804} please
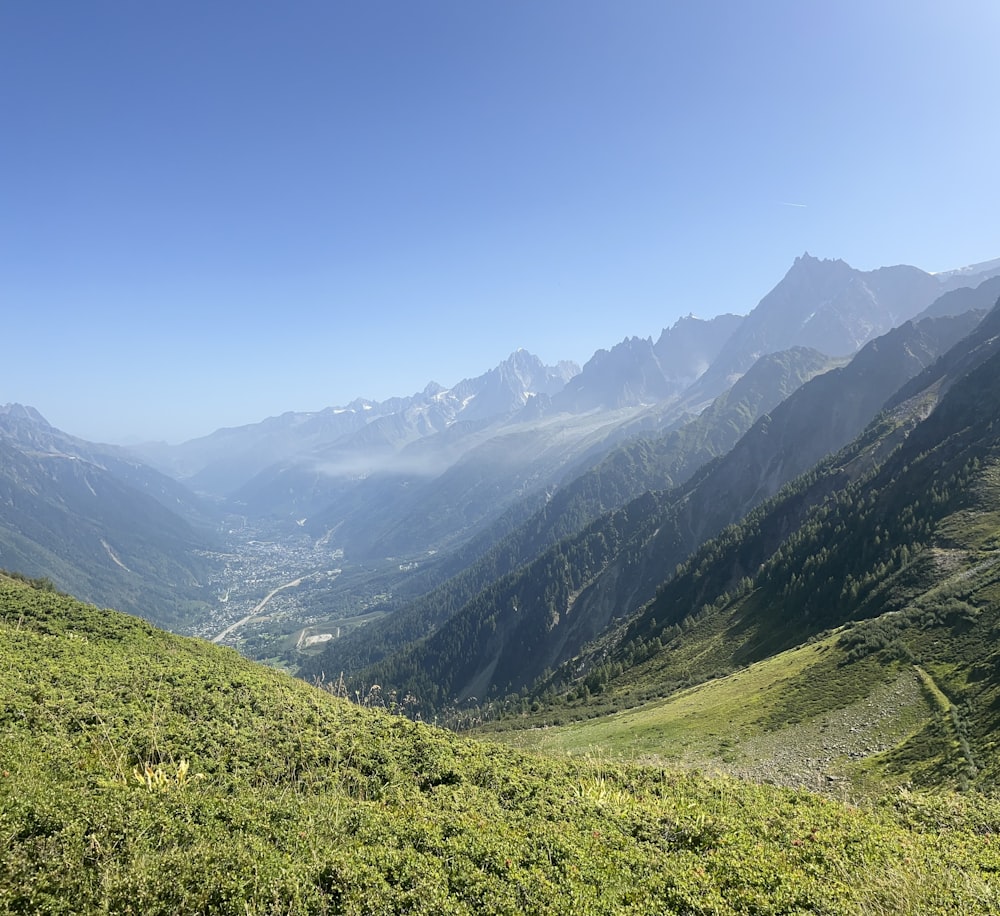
{"left": 2, "top": 1, "right": 998, "bottom": 444}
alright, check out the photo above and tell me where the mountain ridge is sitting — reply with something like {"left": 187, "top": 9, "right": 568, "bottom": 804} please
{"left": 340, "top": 307, "right": 986, "bottom": 710}
{"left": 0, "top": 405, "right": 217, "bottom": 628}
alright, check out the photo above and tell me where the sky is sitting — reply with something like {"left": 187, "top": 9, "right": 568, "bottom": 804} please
{"left": 2, "top": 1, "right": 998, "bottom": 444}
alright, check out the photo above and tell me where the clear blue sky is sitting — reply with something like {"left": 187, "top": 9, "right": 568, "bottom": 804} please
{"left": 2, "top": 1, "right": 998, "bottom": 444}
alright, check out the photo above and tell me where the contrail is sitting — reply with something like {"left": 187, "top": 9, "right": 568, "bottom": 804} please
{"left": 779, "top": 201, "right": 808, "bottom": 208}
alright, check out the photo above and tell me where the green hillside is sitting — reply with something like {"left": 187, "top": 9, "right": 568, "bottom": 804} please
{"left": 499, "top": 309, "right": 1000, "bottom": 797}
{"left": 503, "top": 633, "right": 950, "bottom": 795}
{"left": 3, "top": 573, "right": 999, "bottom": 914}
{"left": 0, "top": 437, "right": 215, "bottom": 631}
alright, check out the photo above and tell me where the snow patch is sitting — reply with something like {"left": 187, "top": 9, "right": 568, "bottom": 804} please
{"left": 932, "top": 256, "right": 1000, "bottom": 280}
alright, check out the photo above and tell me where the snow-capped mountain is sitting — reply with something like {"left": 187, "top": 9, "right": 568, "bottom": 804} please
{"left": 133, "top": 351, "right": 581, "bottom": 496}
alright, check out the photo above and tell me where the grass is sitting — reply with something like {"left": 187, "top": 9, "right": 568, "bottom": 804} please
{"left": 4, "top": 573, "right": 1000, "bottom": 913}
{"left": 514, "top": 639, "right": 832, "bottom": 758}
{"left": 502, "top": 633, "right": 948, "bottom": 797}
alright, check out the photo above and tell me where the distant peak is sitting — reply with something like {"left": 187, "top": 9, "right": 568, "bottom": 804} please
{"left": 788, "top": 252, "right": 851, "bottom": 275}
{"left": 497, "top": 349, "right": 544, "bottom": 374}
{"left": 0, "top": 403, "right": 50, "bottom": 426}
{"left": 932, "top": 255, "right": 1000, "bottom": 280}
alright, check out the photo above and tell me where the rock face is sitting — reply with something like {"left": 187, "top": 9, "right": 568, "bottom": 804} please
{"left": 654, "top": 312, "right": 745, "bottom": 383}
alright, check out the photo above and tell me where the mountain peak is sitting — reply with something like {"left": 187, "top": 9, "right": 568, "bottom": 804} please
{"left": 499, "top": 348, "right": 544, "bottom": 371}
{"left": 0, "top": 403, "right": 51, "bottom": 427}
{"left": 790, "top": 252, "right": 849, "bottom": 274}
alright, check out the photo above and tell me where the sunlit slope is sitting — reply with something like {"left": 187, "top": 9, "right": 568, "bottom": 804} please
{"left": 2, "top": 574, "right": 999, "bottom": 914}
{"left": 506, "top": 634, "right": 950, "bottom": 794}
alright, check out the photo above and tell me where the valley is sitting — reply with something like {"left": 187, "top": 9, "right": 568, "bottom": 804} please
{"left": 194, "top": 519, "right": 376, "bottom": 666}
{"left": 9, "top": 5, "right": 1000, "bottom": 910}
{"left": 5, "top": 250, "right": 1000, "bottom": 911}
{"left": 197, "top": 515, "right": 460, "bottom": 673}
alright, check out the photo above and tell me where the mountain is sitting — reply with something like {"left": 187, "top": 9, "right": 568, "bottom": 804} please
{"left": 931, "top": 254, "right": 1000, "bottom": 283}
{"left": 0, "top": 404, "right": 215, "bottom": 526}
{"left": 0, "top": 404, "right": 216, "bottom": 629}
{"left": 912, "top": 273, "right": 1000, "bottom": 321}
{"left": 105, "top": 250, "right": 1000, "bottom": 659}
{"left": 346, "top": 308, "right": 985, "bottom": 710}
{"left": 302, "top": 345, "right": 837, "bottom": 682}
{"left": 443, "top": 348, "right": 578, "bottom": 421}
{"left": 133, "top": 400, "right": 380, "bottom": 496}
{"left": 547, "top": 313, "right": 743, "bottom": 415}
{"left": 130, "top": 256, "right": 997, "bottom": 561}
{"left": 514, "top": 296, "right": 1000, "bottom": 791}
{"left": 693, "top": 253, "right": 999, "bottom": 399}
{"left": 551, "top": 336, "right": 677, "bottom": 411}
{"left": 133, "top": 351, "right": 580, "bottom": 499}
{"left": 653, "top": 312, "right": 746, "bottom": 382}
{"left": 223, "top": 335, "right": 785, "bottom": 560}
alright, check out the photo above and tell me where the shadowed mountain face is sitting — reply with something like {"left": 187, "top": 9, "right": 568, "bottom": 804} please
{"left": 569, "top": 298, "right": 1000, "bottom": 791}
{"left": 0, "top": 405, "right": 216, "bottom": 629}
{"left": 654, "top": 313, "right": 745, "bottom": 382}
{"left": 338, "top": 308, "right": 986, "bottom": 710}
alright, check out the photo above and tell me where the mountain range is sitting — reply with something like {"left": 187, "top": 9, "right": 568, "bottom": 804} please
{"left": 309, "top": 306, "right": 986, "bottom": 707}
{"left": 5, "top": 251, "right": 1000, "bottom": 739}
{"left": 9, "top": 249, "right": 1000, "bottom": 915}
{"left": 126, "top": 255, "right": 1000, "bottom": 561}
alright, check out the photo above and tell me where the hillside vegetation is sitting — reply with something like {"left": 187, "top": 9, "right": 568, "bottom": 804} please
{"left": 3, "top": 573, "right": 1000, "bottom": 914}
{"left": 495, "top": 305, "right": 1000, "bottom": 798}
{"left": 335, "top": 311, "right": 981, "bottom": 713}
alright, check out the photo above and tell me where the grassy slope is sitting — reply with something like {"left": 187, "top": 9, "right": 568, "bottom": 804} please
{"left": 503, "top": 633, "right": 946, "bottom": 796}
{"left": 3, "top": 574, "right": 1000, "bottom": 915}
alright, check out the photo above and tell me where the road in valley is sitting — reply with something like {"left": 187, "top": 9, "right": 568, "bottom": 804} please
{"left": 211, "top": 574, "right": 313, "bottom": 644}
